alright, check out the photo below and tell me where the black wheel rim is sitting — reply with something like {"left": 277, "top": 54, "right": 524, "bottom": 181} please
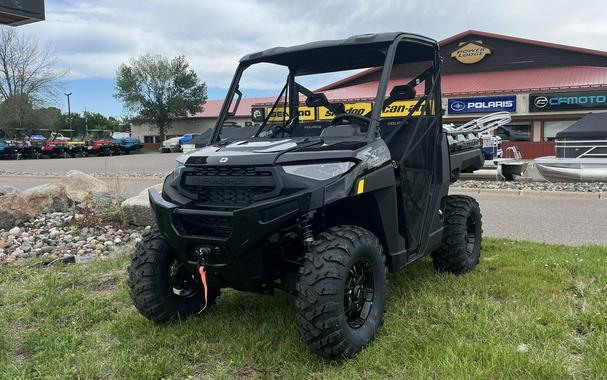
{"left": 168, "top": 259, "right": 199, "bottom": 299}
{"left": 344, "top": 259, "right": 374, "bottom": 329}
{"left": 465, "top": 214, "right": 477, "bottom": 255}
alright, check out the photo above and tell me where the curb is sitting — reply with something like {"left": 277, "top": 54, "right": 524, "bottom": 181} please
{"left": 450, "top": 187, "right": 606, "bottom": 200}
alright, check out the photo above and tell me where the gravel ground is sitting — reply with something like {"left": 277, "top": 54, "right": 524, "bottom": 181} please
{"left": 0, "top": 212, "right": 147, "bottom": 264}
{"left": 452, "top": 180, "right": 607, "bottom": 193}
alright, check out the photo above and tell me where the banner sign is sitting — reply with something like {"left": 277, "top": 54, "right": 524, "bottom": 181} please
{"left": 318, "top": 102, "right": 372, "bottom": 120}
{"left": 252, "top": 106, "right": 316, "bottom": 122}
{"left": 253, "top": 100, "right": 431, "bottom": 122}
{"left": 448, "top": 96, "right": 516, "bottom": 114}
{"left": 529, "top": 91, "right": 607, "bottom": 112}
{"left": 381, "top": 100, "right": 428, "bottom": 118}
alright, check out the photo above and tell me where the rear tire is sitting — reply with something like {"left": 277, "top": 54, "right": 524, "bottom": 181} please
{"left": 296, "top": 226, "right": 387, "bottom": 358}
{"left": 128, "top": 229, "right": 220, "bottom": 323}
{"left": 432, "top": 195, "right": 482, "bottom": 275}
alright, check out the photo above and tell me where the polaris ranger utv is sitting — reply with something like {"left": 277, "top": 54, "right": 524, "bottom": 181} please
{"left": 128, "top": 32, "right": 483, "bottom": 358}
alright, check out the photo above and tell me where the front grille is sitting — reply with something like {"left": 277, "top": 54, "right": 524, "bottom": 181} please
{"left": 181, "top": 166, "right": 276, "bottom": 207}
{"left": 177, "top": 214, "right": 232, "bottom": 238}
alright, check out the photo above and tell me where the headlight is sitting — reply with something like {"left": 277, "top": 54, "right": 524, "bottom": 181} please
{"left": 283, "top": 162, "right": 354, "bottom": 181}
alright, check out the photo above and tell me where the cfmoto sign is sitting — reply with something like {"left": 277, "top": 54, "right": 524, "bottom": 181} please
{"left": 533, "top": 96, "right": 549, "bottom": 108}
{"left": 530, "top": 91, "right": 607, "bottom": 112}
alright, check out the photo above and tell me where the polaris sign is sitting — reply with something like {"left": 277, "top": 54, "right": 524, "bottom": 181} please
{"left": 529, "top": 91, "right": 607, "bottom": 112}
{"left": 448, "top": 96, "right": 516, "bottom": 114}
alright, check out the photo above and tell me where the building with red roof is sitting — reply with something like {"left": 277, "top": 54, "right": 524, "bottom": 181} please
{"left": 132, "top": 30, "right": 607, "bottom": 157}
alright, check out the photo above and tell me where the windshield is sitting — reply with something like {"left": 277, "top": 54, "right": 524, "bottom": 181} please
{"left": 211, "top": 39, "right": 439, "bottom": 144}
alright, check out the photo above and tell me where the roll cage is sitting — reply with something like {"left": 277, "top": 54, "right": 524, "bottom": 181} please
{"left": 209, "top": 32, "right": 442, "bottom": 144}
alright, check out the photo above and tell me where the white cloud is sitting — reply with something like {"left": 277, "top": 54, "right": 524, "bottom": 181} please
{"left": 20, "top": 0, "right": 607, "bottom": 90}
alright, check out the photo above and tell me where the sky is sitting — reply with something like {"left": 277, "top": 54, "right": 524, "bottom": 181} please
{"left": 18, "top": 0, "right": 607, "bottom": 118}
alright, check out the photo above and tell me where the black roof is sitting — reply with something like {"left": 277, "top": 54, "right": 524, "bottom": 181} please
{"left": 556, "top": 112, "right": 607, "bottom": 139}
{"left": 240, "top": 32, "right": 438, "bottom": 75}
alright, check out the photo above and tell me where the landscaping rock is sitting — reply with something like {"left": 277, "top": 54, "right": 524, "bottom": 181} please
{"left": 60, "top": 170, "right": 109, "bottom": 203}
{"left": 80, "top": 191, "right": 123, "bottom": 214}
{"left": 121, "top": 184, "right": 162, "bottom": 227}
{"left": 21, "top": 183, "right": 71, "bottom": 213}
{"left": 121, "top": 193, "right": 155, "bottom": 226}
{"left": 0, "top": 185, "right": 19, "bottom": 196}
{"left": 0, "top": 195, "right": 35, "bottom": 230}
{"left": 9, "top": 227, "right": 22, "bottom": 237}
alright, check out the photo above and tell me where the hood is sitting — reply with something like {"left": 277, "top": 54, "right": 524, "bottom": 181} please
{"left": 182, "top": 138, "right": 365, "bottom": 166}
{"left": 163, "top": 137, "right": 181, "bottom": 146}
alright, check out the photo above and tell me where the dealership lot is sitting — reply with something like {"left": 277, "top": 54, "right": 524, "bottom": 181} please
{"left": 452, "top": 189, "right": 607, "bottom": 246}
{"left": 0, "top": 152, "right": 179, "bottom": 177}
{"left": 0, "top": 152, "right": 604, "bottom": 245}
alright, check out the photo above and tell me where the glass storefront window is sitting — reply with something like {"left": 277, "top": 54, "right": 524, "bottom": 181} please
{"left": 543, "top": 120, "right": 575, "bottom": 141}
{"left": 495, "top": 123, "right": 530, "bottom": 141}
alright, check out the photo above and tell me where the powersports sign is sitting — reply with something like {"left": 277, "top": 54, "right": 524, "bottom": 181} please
{"left": 252, "top": 100, "right": 429, "bottom": 122}
{"left": 448, "top": 96, "right": 516, "bottom": 114}
{"left": 529, "top": 91, "right": 607, "bottom": 112}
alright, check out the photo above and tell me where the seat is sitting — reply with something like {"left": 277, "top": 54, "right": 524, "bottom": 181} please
{"left": 319, "top": 125, "right": 360, "bottom": 138}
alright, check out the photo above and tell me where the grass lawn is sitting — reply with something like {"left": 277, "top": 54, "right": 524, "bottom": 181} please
{"left": 0, "top": 238, "right": 606, "bottom": 379}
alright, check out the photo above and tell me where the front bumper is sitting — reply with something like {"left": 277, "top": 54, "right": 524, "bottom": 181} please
{"left": 148, "top": 186, "right": 324, "bottom": 291}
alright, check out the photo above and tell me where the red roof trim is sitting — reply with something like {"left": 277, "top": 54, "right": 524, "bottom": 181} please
{"left": 440, "top": 30, "right": 607, "bottom": 57}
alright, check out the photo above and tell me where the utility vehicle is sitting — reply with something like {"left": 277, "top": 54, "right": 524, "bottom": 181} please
{"left": 128, "top": 32, "right": 483, "bottom": 358}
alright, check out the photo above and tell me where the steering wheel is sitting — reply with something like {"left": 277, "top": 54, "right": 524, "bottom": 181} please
{"left": 330, "top": 113, "right": 371, "bottom": 128}
{"left": 271, "top": 117, "right": 297, "bottom": 137}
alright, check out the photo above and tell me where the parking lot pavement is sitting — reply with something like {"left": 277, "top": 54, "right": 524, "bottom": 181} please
{"left": 0, "top": 152, "right": 179, "bottom": 176}
{"left": 0, "top": 176, "right": 163, "bottom": 198}
{"left": 451, "top": 189, "right": 607, "bottom": 246}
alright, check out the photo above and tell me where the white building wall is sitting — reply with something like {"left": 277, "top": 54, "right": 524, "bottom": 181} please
{"left": 131, "top": 117, "right": 251, "bottom": 143}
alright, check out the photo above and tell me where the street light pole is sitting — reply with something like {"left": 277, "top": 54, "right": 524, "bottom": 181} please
{"left": 64, "top": 92, "right": 72, "bottom": 131}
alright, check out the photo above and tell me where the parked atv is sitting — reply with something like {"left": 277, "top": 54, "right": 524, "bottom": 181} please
{"left": 66, "top": 138, "right": 87, "bottom": 157}
{"left": 113, "top": 137, "right": 143, "bottom": 154}
{"left": 128, "top": 32, "right": 484, "bottom": 358}
{"left": 41, "top": 134, "right": 70, "bottom": 158}
{"left": 0, "top": 138, "right": 19, "bottom": 159}
{"left": 84, "top": 137, "right": 118, "bottom": 156}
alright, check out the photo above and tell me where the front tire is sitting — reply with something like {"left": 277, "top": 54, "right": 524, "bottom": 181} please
{"left": 432, "top": 195, "right": 482, "bottom": 275}
{"left": 128, "top": 230, "right": 220, "bottom": 323}
{"left": 296, "top": 226, "right": 387, "bottom": 358}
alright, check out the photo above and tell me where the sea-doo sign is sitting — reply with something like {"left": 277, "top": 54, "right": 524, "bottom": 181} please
{"left": 448, "top": 96, "right": 516, "bottom": 114}
{"left": 529, "top": 91, "right": 607, "bottom": 112}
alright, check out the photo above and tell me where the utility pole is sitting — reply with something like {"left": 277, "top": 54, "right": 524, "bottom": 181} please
{"left": 64, "top": 92, "right": 73, "bottom": 131}
{"left": 84, "top": 106, "right": 88, "bottom": 135}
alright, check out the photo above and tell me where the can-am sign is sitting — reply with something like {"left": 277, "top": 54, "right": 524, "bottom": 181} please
{"left": 529, "top": 91, "right": 607, "bottom": 112}
{"left": 448, "top": 96, "right": 516, "bottom": 114}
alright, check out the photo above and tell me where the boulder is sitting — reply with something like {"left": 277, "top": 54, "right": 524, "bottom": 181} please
{"left": 59, "top": 170, "right": 109, "bottom": 203}
{"left": 0, "top": 185, "right": 19, "bottom": 196}
{"left": 21, "top": 183, "right": 71, "bottom": 213}
{"left": 81, "top": 191, "right": 124, "bottom": 215}
{"left": 121, "top": 184, "right": 163, "bottom": 227}
{"left": 0, "top": 194, "right": 35, "bottom": 229}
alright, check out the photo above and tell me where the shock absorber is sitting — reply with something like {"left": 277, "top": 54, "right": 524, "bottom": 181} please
{"left": 298, "top": 211, "right": 316, "bottom": 249}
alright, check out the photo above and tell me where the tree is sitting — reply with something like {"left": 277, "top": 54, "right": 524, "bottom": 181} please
{"left": 114, "top": 54, "right": 207, "bottom": 141}
{"left": 0, "top": 26, "right": 66, "bottom": 131}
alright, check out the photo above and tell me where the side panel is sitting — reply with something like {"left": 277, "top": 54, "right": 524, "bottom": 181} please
{"left": 325, "top": 164, "right": 408, "bottom": 272}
